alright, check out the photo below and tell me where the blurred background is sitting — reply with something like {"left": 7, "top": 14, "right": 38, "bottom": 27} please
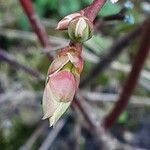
{"left": 0, "top": 0, "right": 150, "bottom": 150}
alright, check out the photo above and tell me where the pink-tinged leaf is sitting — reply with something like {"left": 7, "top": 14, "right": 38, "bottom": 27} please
{"left": 49, "top": 70, "right": 76, "bottom": 102}
{"left": 42, "top": 47, "right": 83, "bottom": 126}
{"left": 49, "top": 101, "right": 71, "bottom": 126}
{"left": 56, "top": 18, "right": 71, "bottom": 30}
{"left": 42, "top": 84, "right": 59, "bottom": 119}
{"left": 67, "top": 53, "right": 83, "bottom": 73}
{"left": 48, "top": 55, "right": 69, "bottom": 75}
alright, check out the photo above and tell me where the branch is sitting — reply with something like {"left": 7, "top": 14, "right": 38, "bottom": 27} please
{"left": 80, "top": 22, "right": 143, "bottom": 88}
{"left": 39, "top": 119, "right": 66, "bottom": 150}
{"left": 19, "top": 0, "right": 49, "bottom": 48}
{"left": 74, "top": 95, "right": 145, "bottom": 150}
{"left": 103, "top": 18, "right": 150, "bottom": 129}
{"left": 0, "top": 49, "right": 45, "bottom": 81}
{"left": 103, "top": 14, "right": 125, "bottom": 21}
{"left": 0, "top": 28, "right": 69, "bottom": 50}
{"left": 102, "top": 7, "right": 127, "bottom": 22}
{"left": 82, "top": 90, "right": 150, "bottom": 106}
{"left": 84, "top": 0, "right": 106, "bottom": 21}
{"left": 20, "top": 122, "right": 47, "bottom": 150}
{"left": 0, "top": 90, "right": 40, "bottom": 105}
{"left": 74, "top": 95, "right": 97, "bottom": 130}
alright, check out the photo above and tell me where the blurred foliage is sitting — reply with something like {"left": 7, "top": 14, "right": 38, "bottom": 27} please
{"left": 117, "top": 111, "right": 128, "bottom": 124}
{"left": 0, "top": 117, "right": 35, "bottom": 150}
{"left": 99, "top": 0, "right": 121, "bottom": 16}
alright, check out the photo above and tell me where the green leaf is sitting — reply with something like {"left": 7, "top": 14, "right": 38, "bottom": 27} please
{"left": 97, "top": 73, "right": 109, "bottom": 85}
{"left": 85, "top": 35, "right": 112, "bottom": 55}
{"left": 99, "top": 0, "right": 121, "bottom": 16}
{"left": 117, "top": 111, "right": 128, "bottom": 124}
{"left": 18, "top": 14, "right": 30, "bottom": 31}
{"left": 58, "top": 0, "right": 81, "bottom": 16}
{"left": 49, "top": 102, "right": 71, "bottom": 126}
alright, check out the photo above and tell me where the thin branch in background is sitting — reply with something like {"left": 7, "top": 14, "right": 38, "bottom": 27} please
{"left": 0, "top": 28, "right": 69, "bottom": 53}
{"left": 81, "top": 48, "right": 150, "bottom": 91}
{"left": 82, "top": 91, "right": 150, "bottom": 106}
{"left": 102, "top": 13, "right": 125, "bottom": 21}
{"left": 19, "top": 0, "right": 49, "bottom": 49}
{"left": 39, "top": 119, "right": 66, "bottom": 150}
{"left": 73, "top": 109, "right": 82, "bottom": 150}
{"left": 20, "top": 122, "right": 47, "bottom": 150}
{"left": 74, "top": 95, "right": 97, "bottom": 130}
{"left": 102, "top": 6, "right": 128, "bottom": 22}
{"left": 0, "top": 90, "right": 41, "bottom": 105}
{"left": 99, "top": 5, "right": 127, "bottom": 26}
{"left": 103, "top": 18, "right": 150, "bottom": 129}
{"left": 0, "top": 49, "right": 45, "bottom": 81}
{"left": 74, "top": 95, "right": 145, "bottom": 150}
{"left": 80, "top": 22, "right": 143, "bottom": 88}
{"left": 0, "top": 17, "right": 16, "bottom": 27}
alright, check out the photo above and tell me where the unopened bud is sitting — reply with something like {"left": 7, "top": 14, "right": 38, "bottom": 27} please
{"left": 68, "top": 17, "right": 93, "bottom": 43}
{"left": 42, "top": 49, "right": 83, "bottom": 126}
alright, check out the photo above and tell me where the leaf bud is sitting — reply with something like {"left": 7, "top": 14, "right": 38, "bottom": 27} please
{"left": 68, "top": 17, "right": 93, "bottom": 43}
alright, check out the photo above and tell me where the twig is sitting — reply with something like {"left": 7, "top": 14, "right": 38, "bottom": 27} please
{"left": 19, "top": 0, "right": 49, "bottom": 48}
{"left": 0, "top": 17, "right": 16, "bottom": 27}
{"left": 38, "top": 119, "right": 66, "bottom": 150}
{"left": 0, "top": 90, "right": 41, "bottom": 105}
{"left": 83, "top": 0, "right": 106, "bottom": 21}
{"left": 82, "top": 90, "right": 150, "bottom": 106}
{"left": 103, "top": 14, "right": 125, "bottom": 21}
{"left": 81, "top": 49, "right": 150, "bottom": 91}
{"left": 0, "top": 49, "right": 45, "bottom": 81}
{"left": 19, "top": 122, "right": 47, "bottom": 150}
{"left": 80, "top": 22, "right": 143, "bottom": 88}
{"left": 0, "top": 28, "right": 68, "bottom": 46}
{"left": 111, "top": 62, "right": 150, "bottom": 82}
{"left": 2, "top": 28, "right": 149, "bottom": 88}
{"left": 103, "top": 18, "right": 150, "bottom": 129}
{"left": 72, "top": 108, "right": 82, "bottom": 150}
{"left": 74, "top": 95, "right": 146, "bottom": 150}
{"left": 83, "top": 46, "right": 150, "bottom": 83}
{"left": 112, "top": 62, "right": 150, "bottom": 91}
{"left": 102, "top": 7, "right": 127, "bottom": 22}
{"left": 73, "top": 96, "right": 97, "bottom": 130}
{"left": 0, "top": 28, "right": 69, "bottom": 54}
{"left": 139, "top": 79, "right": 150, "bottom": 91}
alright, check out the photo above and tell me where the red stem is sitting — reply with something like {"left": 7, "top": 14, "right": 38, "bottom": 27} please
{"left": 84, "top": 0, "right": 106, "bottom": 21}
{"left": 103, "top": 19, "right": 150, "bottom": 129}
{"left": 19, "top": 0, "right": 49, "bottom": 48}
